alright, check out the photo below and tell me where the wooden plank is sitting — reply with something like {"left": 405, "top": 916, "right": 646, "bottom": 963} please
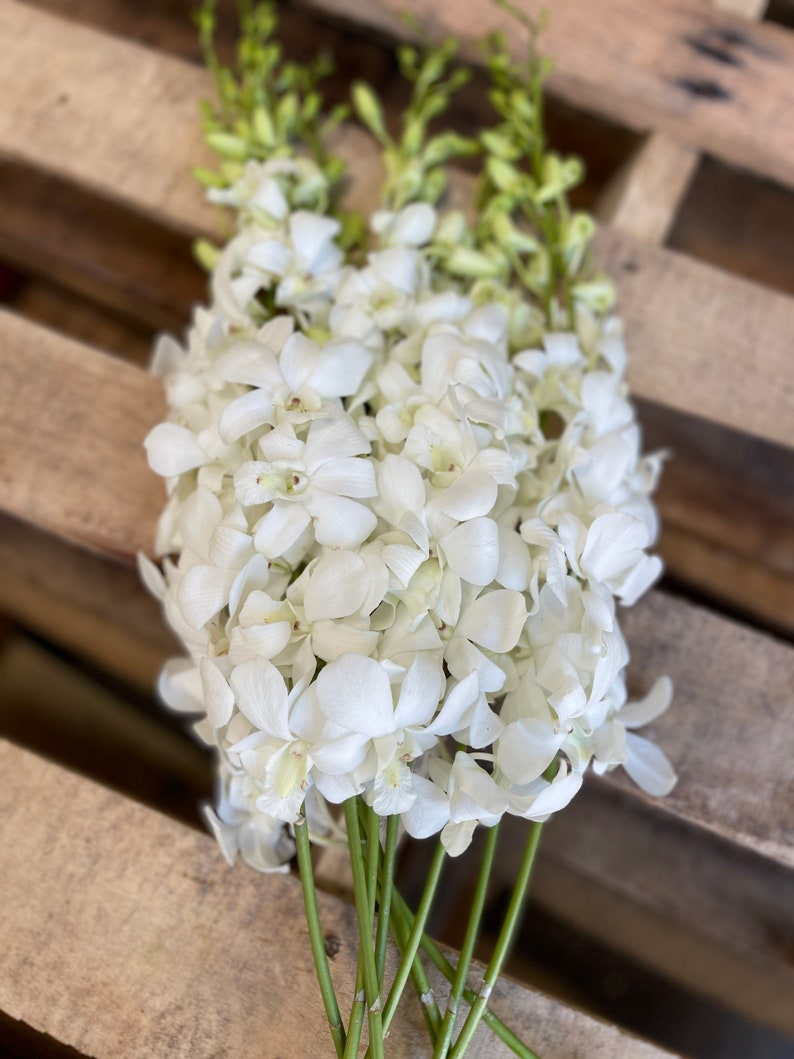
{"left": 0, "top": 161, "right": 204, "bottom": 337}
{"left": 0, "top": 636, "right": 210, "bottom": 823}
{"left": 594, "top": 228, "right": 794, "bottom": 449}
{"left": 0, "top": 740, "right": 675, "bottom": 1058}
{"left": 0, "top": 0, "right": 217, "bottom": 237}
{"left": 617, "top": 591, "right": 794, "bottom": 868}
{"left": 1, "top": 4, "right": 792, "bottom": 448}
{"left": 297, "top": 0, "right": 794, "bottom": 191}
{"left": 597, "top": 0, "right": 769, "bottom": 243}
{"left": 597, "top": 133, "right": 700, "bottom": 244}
{"left": 0, "top": 514, "right": 178, "bottom": 691}
{"left": 0, "top": 309, "right": 164, "bottom": 558}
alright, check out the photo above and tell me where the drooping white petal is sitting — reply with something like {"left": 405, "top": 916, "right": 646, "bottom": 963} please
{"left": 394, "top": 652, "right": 445, "bottom": 728}
{"left": 307, "top": 492, "right": 377, "bottom": 549}
{"left": 434, "top": 471, "right": 498, "bottom": 522}
{"left": 497, "top": 718, "right": 563, "bottom": 784}
{"left": 440, "top": 517, "right": 500, "bottom": 586}
{"left": 145, "top": 422, "right": 209, "bottom": 477}
{"left": 311, "top": 339, "right": 372, "bottom": 397}
{"left": 581, "top": 512, "right": 649, "bottom": 584}
{"left": 517, "top": 770, "right": 583, "bottom": 819}
{"left": 316, "top": 653, "right": 394, "bottom": 737}
{"left": 456, "top": 590, "right": 527, "bottom": 653}
{"left": 624, "top": 732, "right": 678, "bottom": 796}
{"left": 178, "top": 565, "right": 237, "bottom": 629}
{"left": 401, "top": 775, "right": 450, "bottom": 839}
{"left": 620, "top": 676, "right": 673, "bottom": 729}
{"left": 311, "top": 457, "right": 377, "bottom": 499}
{"left": 230, "top": 657, "right": 291, "bottom": 738}
{"left": 158, "top": 659, "right": 204, "bottom": 714}
{"left": 311, "top": 621, "right": 379, "bottom": 662}
{"left": 227, "top": 621, "right": 293, "bottom": 665}
{"left": 219, "top": 389, "right": 275, "bottom": 442}
{"left": 305, "top": 415, "right": 371, "bottom": 469}
{"left": 200, "top": 658, "right": 235, "bottom": 728}
{"left": 137, "top": 552, "right": 166, "bottom": 600}
{"left": 254, "top": 502, "right": 312, "bottom": 557}
{"left": 303, "top": 551, "right": 371, "bottom": 621}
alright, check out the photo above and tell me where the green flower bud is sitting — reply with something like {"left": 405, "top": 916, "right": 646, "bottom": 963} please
{"left": 572, "top": 278, "right": 616, "bottom": 314}
{"left": 193, "top": 238, "right": 221, "bottom": 271}
{"left": 434, "top": 211, "right": 468, "bottom": 246}
{"left": 252, "top": 105, "right": 276, "bottom": 148}
{"left": 206, "top": 131, "right": 250, "bottom": 160}
{"left": 445, "top": 246, "right": 505, "bottom": 279}
{"left": 352, "top": 82, "right": 391, "bottom": 145}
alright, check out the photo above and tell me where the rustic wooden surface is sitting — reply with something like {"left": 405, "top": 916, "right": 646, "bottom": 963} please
{"left": 0, "top": 0, "right": 792, "bottom": 1053}
{"left": 297, "top": 0, "right": 794, "bottom": 190}
{"left": 0, "top": 739, "right": 677, "bottom": 1059}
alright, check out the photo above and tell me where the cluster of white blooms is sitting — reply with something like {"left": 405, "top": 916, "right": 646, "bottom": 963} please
{"left": 143, "top": 158, "right": 675, "bottom": 871}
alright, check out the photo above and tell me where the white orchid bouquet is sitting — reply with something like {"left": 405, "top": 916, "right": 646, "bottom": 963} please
{"left": 141, "top": 3, "right": 676, "bottom": 1056}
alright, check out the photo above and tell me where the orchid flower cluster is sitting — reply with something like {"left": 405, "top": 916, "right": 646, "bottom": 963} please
{"left": 143, "top": 6, "right": 675, "bottom": 1055}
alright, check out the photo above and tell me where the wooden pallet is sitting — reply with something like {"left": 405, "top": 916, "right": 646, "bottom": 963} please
{"left": 0, "top": 1, "right": 791, "bottom": 1056}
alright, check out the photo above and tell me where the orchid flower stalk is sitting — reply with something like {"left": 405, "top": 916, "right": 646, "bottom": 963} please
{"left": 142, "top": 4, "right": 676, "bottom": 1055}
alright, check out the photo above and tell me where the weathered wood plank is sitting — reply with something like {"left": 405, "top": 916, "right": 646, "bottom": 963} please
{"left": 0, "top": 740, "right": 675, "bottom": 1058}
{"left": 297, "top": 0, "right": 794, "bottom": 191}
{"left": 1, "top": 4, "right": 792, "bottom": 448}
{"left": 593, "top": 228, "right": 794, "bottom": 449}
{"left": 0, "top": 513, "right": 178, "bottom": 691}
{"left": 618, "top": 591, "right": 794, "bottom": 868}
{"left": 0, "top": 309, "right": 164, "bottom": 558}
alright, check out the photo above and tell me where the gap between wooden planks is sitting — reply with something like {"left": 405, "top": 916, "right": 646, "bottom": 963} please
{"left": 0, "top": 1, "right": 792, "bottom": 449}
{"left": 0, "top": 739, "right": 677, "bottom": 1059}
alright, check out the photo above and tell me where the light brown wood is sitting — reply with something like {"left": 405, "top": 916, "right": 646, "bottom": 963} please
{"left": 0, "top": 309, "right": 165, "bottom": 557}
{"left": 593, "top": 228, "right": 794, "bottom": 449}
{"left": 0, "top": 739, "right": 676, "bottom": 1058}
{"left": 0, "top": 636, "right": 209, "bottom": 821}
{"left": 0, "top": 0, "right": 217, "bottom": 237}
{"left": 597, "top": 134, "right": 700, "bottom": 245}
{"left": 296, "top": 0, "right": 794, "bottom": 190}
{"left": 0, "top": 514, "right": 178, "bottom": 691}
{"left": 616, "top": 591, "right": 794, "bottom": 868}
{"left": 0, "top": 162, "right": 204, "bottom": 337}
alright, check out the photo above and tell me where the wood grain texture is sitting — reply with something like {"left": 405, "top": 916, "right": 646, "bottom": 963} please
{"left": 617, "top": 591, "right": 794, "bottom": 868}
{"left": 594, "top": 228, "right": 794, "bottom": 449}
{"left": 1, "top": 3, "right": 792, "bottom": 448}
{"left": 0, "top": 739, "right": 675, "bottom": 1058}
{"left": 0, "top": 309, "right": 165, "bottom": 557}
{"left": 296, "top": 0, "right": 794, "bottom": 190}
{"left": 0, "top": 0, "right": 217, "bottom": 237}
{"left": 597, "top": 133, "right": 700, "bottom": 244}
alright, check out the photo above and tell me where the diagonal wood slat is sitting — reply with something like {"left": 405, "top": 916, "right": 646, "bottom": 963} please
{"left": 298, "top": 0, "right": 794, "bottom": 191}
{"left": 1, "top": 1, "right": 792, "bottom": 449}
{"left": 0, "top": 739, "right": 675, "bottom": 1058}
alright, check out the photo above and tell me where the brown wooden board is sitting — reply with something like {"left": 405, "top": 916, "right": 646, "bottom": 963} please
{"left": 0, "top": 739, "right": 676, "bottom": 1058}
{"left": 296, "top": 0, "right": 794, "bottom": 190}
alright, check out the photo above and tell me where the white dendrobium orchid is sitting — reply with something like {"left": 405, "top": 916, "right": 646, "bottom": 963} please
{"left": 145, "top": 153, "right": 674, "bottom": 870}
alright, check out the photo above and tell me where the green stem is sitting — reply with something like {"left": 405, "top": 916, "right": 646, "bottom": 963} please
{"left": 374, "top": 813, "right": 400, "bottom": 990}
{"left": 390, "top": 890, "right": 538, "bottom": 1059}
{"left": 293, "top": 815, "right": 346, "bottom": 1059}
{"left": 448, "top": 822, "right": 543, "bottom": 1059}
{"left": 344, "top": 798, "right": 384, "bottom": 1059}
{"left": 343, "top": 957, "right": 366, "bottom": 1059}
{"left": 381, "top": 841, "right": 446, "bottom": 1034}
{"left": 388, "top": 892, "right": 442, "bottom": 1040}
{"left": 433, "top": 825, "right": 500, "bottom": 1059}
